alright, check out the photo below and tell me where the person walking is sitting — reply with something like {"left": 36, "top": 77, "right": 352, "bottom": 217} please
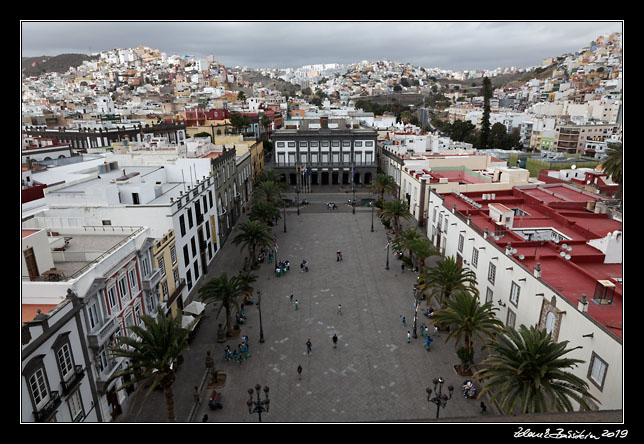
{"left": 407, "top": 331, "right": 411, "bottom": 343}
{"left": 402, "top": 316, "right": 406, "bottom": 327}
{"left": 297, "top": 364, "right": 303, "bottom": 380}
{"left": 290, "top": 294, "right": 294, "bottom": 304}
{"left": 295, "top": 299, "right": 299, "bottom": 310}
{"left": 332, "top": 334, "right": 338, "bottom": 348}
{"left": 337, "top": 304, "right": 342, "bottom": 315}
{"left": 306, "top": 338, "right": 312, "bottom": 354}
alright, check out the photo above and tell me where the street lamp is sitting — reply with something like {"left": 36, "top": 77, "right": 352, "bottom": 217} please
{"left": 370, "top": 201, "right": 375, "bottom": 232}
{"left": 426, "top": 377, "right": 454, "bottom": 419}
{"left": 256, "top": 290, "right": 265, "bottom": 343}
{"left": 282, "top": 206, "right": 287, "bottom": 233}
{"left": 412, "top": 292, "right": 419, "bottom": 339}
{"left": 247, "top": 384, "right": 270, "bottom": 422}
{"left": 385, "top": 234, "right": 390, "bottom": 270}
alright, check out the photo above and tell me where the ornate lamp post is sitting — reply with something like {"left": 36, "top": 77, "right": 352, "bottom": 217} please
{"left": 256, "top": 290, "right": 265, "bottom": 343}
{"left": 370, "top": 201, "right": 375, "bottom": 232}
{"left": 426, "top": 377, "right": 454, "bottom": 419}
{"left": 412, "top": 292, "right": 419, "bottom": 339}
{"left": 247, "top": 384, "right": 270, "bottom": 422}
{"left": 282, "top": 206, "right": 287, "bottom": 233}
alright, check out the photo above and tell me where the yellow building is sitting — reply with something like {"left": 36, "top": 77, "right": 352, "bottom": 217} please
{"left": 151, "top": 229, "right": 184, "bottom": 317}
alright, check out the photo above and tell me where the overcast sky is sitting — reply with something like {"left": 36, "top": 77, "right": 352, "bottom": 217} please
{"left": 20, "top": 21, "right": 623, "bottom": 71}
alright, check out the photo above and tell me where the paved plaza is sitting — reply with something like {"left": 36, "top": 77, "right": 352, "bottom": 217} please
{"left": 117, "top": 191, "right": 489, "bottom": 423}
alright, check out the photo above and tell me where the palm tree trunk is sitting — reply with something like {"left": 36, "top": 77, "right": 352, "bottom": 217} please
{"left": 225, "top": 307, "right": 234, "bottom": 336}
{"left": 162, "top": 374, "right": 176, "bottom": 422}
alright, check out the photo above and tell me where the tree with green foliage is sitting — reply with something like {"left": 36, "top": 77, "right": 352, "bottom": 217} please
{"left": 107, "top": 312, "right": 194, "bottom": 422}
{"left": 430, "top": 291, "right": 503, "bottom": 372}
{"left": 377, "top": 199, "right": 411, "bottom": 233}
{"left": 232, "top": 220, "right": 274, "bottom": 269}
{"left": 601, "top": 143, "right": 622, "bottom": 200}
{"left": 480, "top": 76, "right": 492, "bottom": 149}
{"left": 249, "top": 199, "right": 281, "bottom": 226}
{"left": 370, "top": 173, "right": 398, "bottom": 203}
{"left": 418, "top": 255, "right": 479, "bottom": 307}
{"left": 475, "top": 325, "right": 599, "bottom": 414}
{"left": 199, "top": 272, "right": 246, "bottom": 337}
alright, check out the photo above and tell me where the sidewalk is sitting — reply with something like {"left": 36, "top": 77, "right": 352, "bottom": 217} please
{"left": 118, "top": 197, "right": 490, "bottom": 423}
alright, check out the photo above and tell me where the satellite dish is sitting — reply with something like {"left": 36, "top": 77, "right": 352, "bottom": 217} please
{"left": 560, "top": 251, "right": 566, "bottom": 257}
{"left": 519, "top": 254, "right": 525, "bottom": 260}
{"left": 512, "top": 249, "right": 518, "bottom": 255}
{"left": 565, "top": 254, "right": 571, "bottom": 260}
{"left": 562, "top": 243, "right": 568, "bottom": 249}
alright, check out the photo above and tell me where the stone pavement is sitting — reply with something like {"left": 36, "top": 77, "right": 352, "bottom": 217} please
{"left": 117, "top": 193, "right": 491, "bottom": 423}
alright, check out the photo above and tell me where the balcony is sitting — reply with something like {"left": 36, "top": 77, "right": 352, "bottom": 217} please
{"left": 142, "top": 267, "right": 162, "bottom": 291}
{"left": 87, "top": 317, "right": 120, "bottom": 349}
{"left": 61, "top": 365, "right": 85, "bottom": 396}
{"left": 33, "top": 391, "right": 61, "bottom": 422}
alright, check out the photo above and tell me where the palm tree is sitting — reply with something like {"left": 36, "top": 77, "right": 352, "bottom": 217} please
{"left": 418, "top": 255, "right": 479, "bottom": 307}
{"left": 107, "top": 312, "right": 194, "bottom": 422}
{"left": 199, "top": 272, "right": 246, "bottom": 337}
{"left": 475, "top": 325, "right": 599, "bottom": 414}
{"left": 254, "top": 180, "right": 286, "bottom": 205}
{"left": 600, "top": 143, "right": 622, "bottom": 200}
{"left": 249, "top": 199, "right": 281, "bottom": 226}
{"left": 370, "top": 173, "right": 398, "bottom": 203}
{"left": 430, "top": 291, "right": 503, "bottom": 372}
{"left": 377, "top": 199, "right": 411, "bottom": 233}
{"left": 258, "top": 168, "right": 286, "bottom": 185}
{"left": 396, "top": 228, "right": 423, "bottom": 265}
{"left": 408, "top": 238, "right": 438, "bottom": 273}
{"left": 236, "top": 270, "right": 258, "bottom": 300}
{"left": 232, "top": 220, "right": 274, "bottom": 269}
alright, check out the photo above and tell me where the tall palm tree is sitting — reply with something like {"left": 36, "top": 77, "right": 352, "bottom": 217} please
{"left": 236, "top": 270, "right": 258, "bottom": 300}
{"left": 258, "top": 168, "right": 286, "bottom": 186}
{"left": 408, "top": 238, "right": 438, "bottom": 273}
{"left": 475, "top": 324, "right": 599, "bottom": 414}
{"left": 396, "top": 228, "right": 423, "bottom": 265}
{"left": 370, "top": 173, "right": 398, "bottom": 203}
{"left": 107, "top": 312, "right": 194, "bottom": 422}
{"left": 377, "top": 199, "right": 411, "bottom": 233}
{"left": 254, "top": 180, "right": 286, "bottom": 205}
{"left": 600, "top": 142, "right": 622, "bottom": 200}
{"left": 199, "top": 272, "right": 246, "bottom": 337}
{"left": 249, "top": 199, "right": 281, "bottom": 226}
{"left": 418, "top": 255, "right": 479, "bottom": 307}
{"left": 430, "top": 291, "right": 503, "bottom": 371}
{"left": 232, "top": 220, "right": 274, "bottom": 269}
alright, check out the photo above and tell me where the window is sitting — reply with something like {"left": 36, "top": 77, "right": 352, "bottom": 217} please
{"left": 56, "top": 343, "right": 74, "bottom": 379}
{"left": 471, "top": 248, "right": 479, "bottom": 268}
{"left": 458, "top": 234, "right": 464, "bottom": 253}
{"left": 141, "top": 255, "right": 150, "bottom": 277}
{"left": 161, "top": 280, "right": 169, "bottom": 301}
{"left": 170, "top": 246, "right": 177, "bottom": 264}
{"left": 67, "top": 390, "right": 84, "bottom": 422}
{"left": 485, "top": 287, "right": 493, "bottom": 304}
{"left": 157, "top": 256, "right": 166, "bottom": 277}
{"left": 187, "top": 208, "right": 194, "bottom": 229}
{"left": 488, "top": 262, "right": 496, "bottom": 284}
{"left": 128, "top": 267, "right": 139, "bottom": 293}
{"left": 194, "top": 260, "right": 200, "bottom": 279}
{"left": 183, "top": 245, "right": 190, "bottom": 266}
{"left": 510, "top": 281, "right": 520, "bottom": 306}
{"left": 173, "top": 268, "right": 180, "bottom": 286}
{"left": 29, "top": 367, "right": 50, "bottom": 410}
{"left": 179, "top": 215, "right": 186, "bottom": 237}
{"left": 191, "top": 237, "right": 197, "bottom": 257}
{"left": 506, "top": 309, "right": 516, "bottom": 328}
{"left": 106, "top": 285, "right": 118, "bottom": 312}
{"left": 88, "top": 300, "right": 100, "bottom": 330}
{"left": 588, "top": 352, "right": 608, "bottom": 390}
{"left": 186, "top": 270, "right": 193, "bottom": 290}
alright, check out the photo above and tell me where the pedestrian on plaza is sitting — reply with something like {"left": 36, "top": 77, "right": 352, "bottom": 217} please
{"left": 402, "top": 316, "right": 406, "bottom": 326}
{"left": 297, "top": 364, "right": 303, "bottom": 380}
{"left": 290, "top": 294, "right": 294, "bottom": 304}
{"left": 407, "top": 331, "right": 411, "bottom": 343}
{"left": 224, "top": 345, "right": 231, "bottom": 361}
{"left": 332, "top": 334, "right": 338, "bottom": 348}
{"left": 420, "top": 325, "right": 425, "bottom": 337}
{"left": 401, "top": 263, "right": 405, "bottom": 273}
{"left": 295, "top": 299, "right": 299, "bottom": 310}
{"left": 337, "top": 304, "right": 343, "bottom": 315}
{"left": 306, "top": 338, "right": 312, "bottom": 354}
{"left": 202, "top": 414, "right": 208, "bottom": 422}
{"left": 480, "top": 402, "right": 487, "bottom": 414}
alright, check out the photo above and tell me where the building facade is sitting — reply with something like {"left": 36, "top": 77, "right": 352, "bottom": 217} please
{"left": 272, "top": 117, "right": 377, "bottom": 187}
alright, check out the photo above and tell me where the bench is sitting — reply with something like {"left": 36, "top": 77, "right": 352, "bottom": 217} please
{"left": 208, "top": 390, "right": 223, "bottom": 410}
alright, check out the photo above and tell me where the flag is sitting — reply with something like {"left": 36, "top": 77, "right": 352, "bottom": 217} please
{"left": 385, "top": 242, "right": 390, "bottom": 249}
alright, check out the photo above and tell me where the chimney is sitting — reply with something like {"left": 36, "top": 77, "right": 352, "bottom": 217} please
{"left": 577, "top": 294, "right": 589, "bottom": 313}
{"left": 320, "top": 116, "right": 328, "bottom": 129}
{"left": 534, "top": 263, "right": 541, "bottom": 278}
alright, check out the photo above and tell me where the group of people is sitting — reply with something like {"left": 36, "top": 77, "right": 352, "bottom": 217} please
{"left": 326, "top": 202, "right": 338, "bottom": 210}
{"left": 275, "top": 260, "right": 290, "bottom": 277}
{"left": 223, "top": 336, "right": 250, "bottom": 365}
